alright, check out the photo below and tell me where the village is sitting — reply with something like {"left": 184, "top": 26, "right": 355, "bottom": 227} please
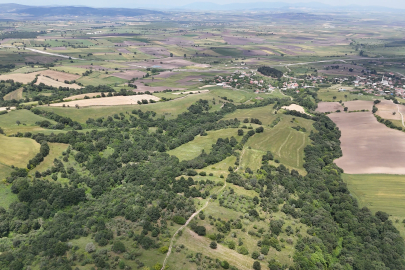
{"left": 210, "top": 66, "right": 405, "bottom": 99}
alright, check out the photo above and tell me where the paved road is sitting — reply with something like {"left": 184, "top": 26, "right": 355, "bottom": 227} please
{"left": 0, "top": 45, "right": 81, "bottom": 60}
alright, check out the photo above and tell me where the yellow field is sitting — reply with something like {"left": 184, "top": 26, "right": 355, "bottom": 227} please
{"left": 0, "top": 135, "right": 40, "bottom": 168}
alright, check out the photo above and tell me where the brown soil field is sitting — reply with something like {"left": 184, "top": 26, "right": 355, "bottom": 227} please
{"left": 132, "top": 85, "right": 185, "bottom": 92}
{"left": 222, "top": 36, "right": 264, "bottom": 45}
{"left": 50, "top": 94, "right": 160, "bottom": 107}
{"left": 128, "top": 58, "right": 208, "bottom": 69}
{"left": 137, "top": 46, "right": 170, "bottom": 57}
{"left": 376, "top": 100, "right": 405, "bottom": 120}
{"left": 117, "top": 48, "right": 130, "bottom": 54}
{"left": 329, "top": 112, "right": 405, "bottom": 174}
{"left": 112, "top": 70, "right": 146, "bottom": 80}
{"left": 35, "top": 70, "right": 81, "bottom": 81}
{"left": 35, "top": 76, "right": 82, "bottom": 89}
{"left": 316, "top": 102, "right": 344, "bottom": 112}
{"left": 343, "top": 100, "right": 373, "bottom": 111}
{"left": 3, "top": 88, "right": 23, "bottom": 101}
{"left": 63, "top": 92, "right": 103, "bottom": 101}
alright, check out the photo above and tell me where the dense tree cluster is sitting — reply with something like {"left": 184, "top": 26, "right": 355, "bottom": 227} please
{"left": 257, "top": 66, "right": 283, "bottom": 79}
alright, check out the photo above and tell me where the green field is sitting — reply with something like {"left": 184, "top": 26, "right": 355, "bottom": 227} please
{"left": 318, "top": 84, "right": 383, "bottom": 102}
{"left": 0, "top": 134, "right": 40, "bottom": 168}
{"left": 222, "top": 105, "right": 278, "bottom": 125}
{"left": 168, "top": 128, "right": 240, "bottom": 161}
{"left": 0, "top": 109, "right": 55, "bottom": 134}
{"left": 343, "top": 173, "right": 405, "bottom": 237}
{"left": 244, "top": 115, "right": 314, "bottom": 174}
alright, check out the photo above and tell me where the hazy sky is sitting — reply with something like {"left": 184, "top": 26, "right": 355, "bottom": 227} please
{"left": 2, "top": 0, "right": 405, "bottom": 9}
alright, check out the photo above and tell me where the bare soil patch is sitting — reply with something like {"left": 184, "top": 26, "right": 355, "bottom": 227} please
{"left": 329, "top": 112, "right": 405, "bottom": 174}
{"left": 223, "top": 36, "right": 264, "bottom": 45}
{"left": 316, "top": 102, "right": 344, "bottom": 112}
{"left": 343, "top": 100, "right": 373, "bottom": 111}
{"left": 282, "top": 104, "right": 308, "bottom": 114}
{"left": 50, "top": 95, "right": 159, "bottom": 107}
{"left": 376, "top": 100, "right": 405, "bottom": 120}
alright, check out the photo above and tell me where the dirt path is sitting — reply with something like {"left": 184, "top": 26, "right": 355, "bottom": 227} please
{"left": 397, "top": 104, "right": 405, "bottom": 128}
{"left": 296, "top": 133, "right": 306, "bottom": 167}
{"left": 277, "top": 130, "right": 292, "bottom": 156}
{"left": 161, "top": 143, "right": 247, "bottom": 270}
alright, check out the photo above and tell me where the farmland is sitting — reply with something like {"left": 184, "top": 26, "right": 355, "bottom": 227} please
{"left": 0, "top": 8, "right": 405, "bottom": 270}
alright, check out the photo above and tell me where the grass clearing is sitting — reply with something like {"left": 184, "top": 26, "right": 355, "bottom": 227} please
{"left": 0, "top": 134, "right": 40, "bottom": 168}
{"left": 222, "top": 105, "right": 278, "bottom": 125}
{"left": 3, "top": 88, "right": 23, "bottom": 100}
{"left": 0, "top": 109, "right": 56, "bottom": 134}
{"left": 29, "top": 142, "right": 69, "bottom": 176}
{"left": 0, "top": 182, "right": 18, "bottom": 209}
{"left": 167, "top": 128, "right": 239, "bottom": 161}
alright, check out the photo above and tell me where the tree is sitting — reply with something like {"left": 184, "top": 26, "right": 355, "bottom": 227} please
{"left": 184, "top": 54, "right": 186, "bottom": 58}
{"left": 85, "top": 242, "right": 96, "bottom": 253}
{"left": 112, "top": 241, "right": 126, "bottom": 253}
{"left": 210, "top": 241, "right": 217, "bottom": 249}
{"left": 16, "top": 120, "right": 21, "bottom": 126}
{"left": 238, "top": 129, "right": 244, "bottom": 136}
{"left": 253, "top": 261, "right": 261, "bottom": 270}
{"left": 170, "top": 53, "right": 173, "bottom": 57}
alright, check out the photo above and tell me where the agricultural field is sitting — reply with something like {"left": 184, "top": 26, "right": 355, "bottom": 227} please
{"left": 0, "top": 134, "right": 40, "bottom": 168}
{"left": 329, "top": 112, "right": 405, "bottom": 174}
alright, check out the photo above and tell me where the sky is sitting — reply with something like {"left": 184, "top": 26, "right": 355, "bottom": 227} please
{"left": 1, "top": 0, "right": 404, "bottom": 9}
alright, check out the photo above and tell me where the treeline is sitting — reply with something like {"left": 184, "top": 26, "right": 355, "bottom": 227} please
{"left": 31, "top": 108, "right": 82, "bottom": 130}
{"left": 27, "top": 141, "right": 49, "bottom": 169}
{"left": 0, "top": 31, "right": 46, "bottom": 39}
{"left": 257, "top": 66, "right": 283, "bottom": 79}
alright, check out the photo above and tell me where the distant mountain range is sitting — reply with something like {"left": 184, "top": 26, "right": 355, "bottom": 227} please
{"left": 178, "top": 1, "right": 403, "bottom": 12}
{"left": 0, "top": 2, "right": 402, "bottom": 17}
{"left": 0, "top": 3, "right": 163, "bottom": 17}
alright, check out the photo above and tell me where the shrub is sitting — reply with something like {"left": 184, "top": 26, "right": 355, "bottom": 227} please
{"left": 173, "top": 216, "right": 186, "bottom": 225}
{"left": 221, "top": 261, "right": 230, "bottom": 269}
{"left": 210, "top": 241, "right": 217, "bottom": 249}
{"left": 237, "top": 246, "right": 249, "bottom": 255}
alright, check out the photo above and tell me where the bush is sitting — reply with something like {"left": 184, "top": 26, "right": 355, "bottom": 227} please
{"left": 251, "top": 251, "right": 260, "bottom": 259}
{"left": 112, "top": 241, "right": 126, "bottom": 253}
{"left": 237, "top": 246, "right": 249, "bottom": 255}
{"left": 221, "top": 261, "right": 230, "bottom": 269}
{"left": 173, "top": 216, "right": 186, "bottom": 225}
{"left": 85, "top": 242, "right": 96, "bottom": 253}
{"left": 159, "top": 246, "right": 169, "bottom": 254}
{"left": 210, "top": 241, "right": 217, "bottom": 249}
{"left": 253, "top": 261, "right": 261, "bottom": 270}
